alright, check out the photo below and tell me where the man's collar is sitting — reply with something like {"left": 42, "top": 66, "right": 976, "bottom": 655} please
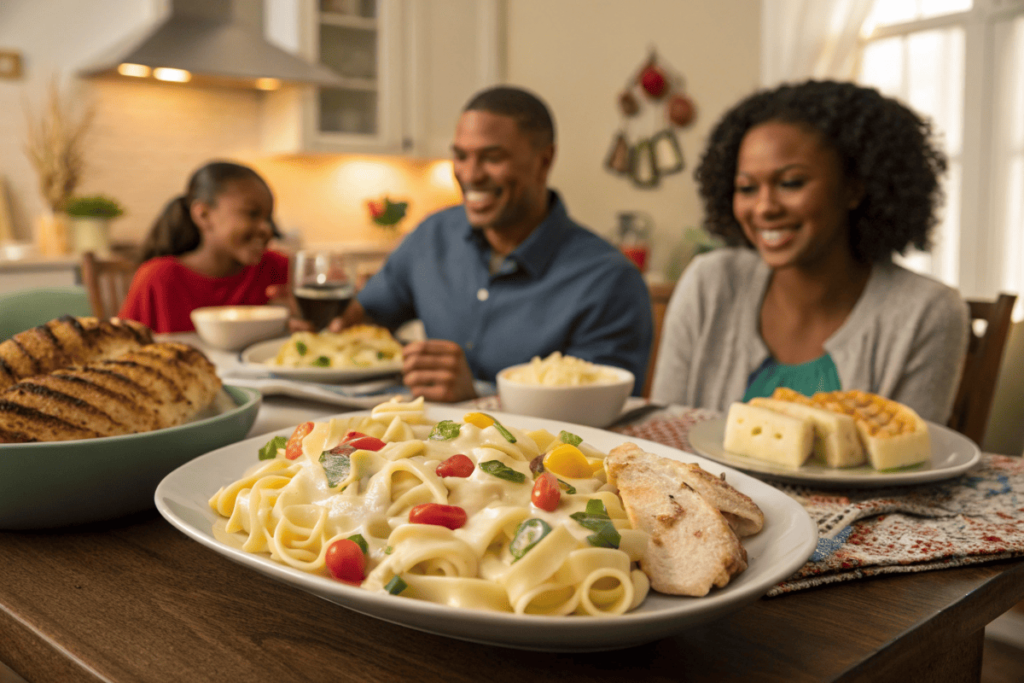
{"left": 463, "top": 191, "right": 571, "bottom": 278}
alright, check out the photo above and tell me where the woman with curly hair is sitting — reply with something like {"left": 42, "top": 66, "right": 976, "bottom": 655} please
{"left": 650, "top": 80, "right": 969, "bottom": 423}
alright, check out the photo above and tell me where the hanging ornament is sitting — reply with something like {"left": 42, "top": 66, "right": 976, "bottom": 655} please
{"left": 639, "top": 61, "right": 669, "bottom": 99}
{"left": 603, "top": 47, "right": 698, "bottom": 189}
{"left": 651, "top": 129, "right": 685, "bottom": 175}
{"left": 604, "top": 131, "right": 632, "bottom": 175}
{"left": 668, "top": 93, "right": 697, "bottom": 127}
{"left": 618, "top": 91, "right": 640, "bottom": 117}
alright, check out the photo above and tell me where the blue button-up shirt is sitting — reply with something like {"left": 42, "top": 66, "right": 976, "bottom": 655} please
{"left": 358, "top": 192, "right": 653, "bottom": 394}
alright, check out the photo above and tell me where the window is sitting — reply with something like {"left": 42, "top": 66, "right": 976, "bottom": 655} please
{"left": 858, "top": 0, "right": 1024, "bottom": 318}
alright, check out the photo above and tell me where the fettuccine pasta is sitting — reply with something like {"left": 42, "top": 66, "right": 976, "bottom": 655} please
{"left": 209, "top": 397, "right": 651, "bottom": 616}
{"left": 270, "top": 325, "right": 402, "bottom": 369}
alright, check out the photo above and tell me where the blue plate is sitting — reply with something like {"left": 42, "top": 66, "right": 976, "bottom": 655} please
{"left": 0, "top": 386, "right": 260, "bottom": 529}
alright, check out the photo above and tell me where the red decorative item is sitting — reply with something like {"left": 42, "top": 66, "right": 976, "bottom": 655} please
{"left": 639, "top": 65, "right": 668, "bottom": 98}
{"left": 668, "top": 94, "right": 696, "bottom": 127}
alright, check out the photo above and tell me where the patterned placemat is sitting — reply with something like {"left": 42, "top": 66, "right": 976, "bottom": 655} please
{"left": 611, "top": 408, "right": 1024, "bottom": 595}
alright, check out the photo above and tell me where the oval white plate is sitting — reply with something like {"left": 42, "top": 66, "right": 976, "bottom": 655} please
{"left": 689, "top": 417, "right": 981, "bottom": 488}
{"left": 155, "top": 406, "right": 817, "bottom": 652}
{"left": 241, "top": 337, "right": 403, "bottom": 383}
{"left": 0, "top": 386, "right": 261, "bottom": 529}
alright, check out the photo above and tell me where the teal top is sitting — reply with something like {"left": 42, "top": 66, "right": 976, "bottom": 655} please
{"left": 742, "top": 354, "right": 842, "bottom": 402}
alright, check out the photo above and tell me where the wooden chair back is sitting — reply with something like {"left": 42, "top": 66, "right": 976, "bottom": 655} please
{"left": 947, "top": 293, "right": 1017, "bottom": 445}
{"left": 80, "top": 251, "right": 138, "bottom": 320}
{"left": 643, "top": 281, "right": 676, "bottom": 398}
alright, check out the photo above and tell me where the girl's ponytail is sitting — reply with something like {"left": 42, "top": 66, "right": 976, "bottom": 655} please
{"left": 140, "top": 195, "right": 201, "bottom": 261}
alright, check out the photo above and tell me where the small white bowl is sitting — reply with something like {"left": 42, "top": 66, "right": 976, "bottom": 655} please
{"left": 190, "top": 305, "right": 289, "bottom": 351}
{"left": 496, "top": 364, "right": 634, "bottom": 428}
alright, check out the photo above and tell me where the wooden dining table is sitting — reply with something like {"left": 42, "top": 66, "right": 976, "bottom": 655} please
{"left": 2, "top": 388, "right": 1023, "bottom": 683}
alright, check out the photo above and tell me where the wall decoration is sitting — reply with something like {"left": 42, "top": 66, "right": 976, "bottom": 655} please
{"left": 605, "top": 48, "right": 697, "bottom": 189}
{"left": 0, "top": 50, "right": 22, "bottom": 80}
{"left": 366, "top": 195, "right": 409, "bottom": 231}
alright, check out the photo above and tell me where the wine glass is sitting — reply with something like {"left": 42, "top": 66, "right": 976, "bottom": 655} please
{"left": 292, "top": 250, "right": 356, "bottom": 331}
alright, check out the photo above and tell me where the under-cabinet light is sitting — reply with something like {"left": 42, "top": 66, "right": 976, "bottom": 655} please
{"left": 153, "top": 67, "right": 191, "bottom": 83}
{"left": 117, "top": 63, "right": 151, "bottom": 78}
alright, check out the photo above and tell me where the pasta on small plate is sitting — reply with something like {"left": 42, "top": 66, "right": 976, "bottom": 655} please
{"left": 241, "top": 325, "right": 403, "bottom": 383}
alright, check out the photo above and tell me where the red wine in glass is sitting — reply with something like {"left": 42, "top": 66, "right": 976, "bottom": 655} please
{"left": 293, "top": 250, "right": 356, "bottom": 331}
{"left": 294, "top": 282, "right": 353, "bottom": 331}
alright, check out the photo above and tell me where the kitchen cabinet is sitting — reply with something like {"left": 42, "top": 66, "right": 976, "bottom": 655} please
{"left": 262, "top": 0, "right": 504, "bottom": 157}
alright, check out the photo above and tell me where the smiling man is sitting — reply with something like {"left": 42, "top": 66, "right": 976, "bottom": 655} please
{"left": 335, "top": 86, "right": 653, "bottom": 402}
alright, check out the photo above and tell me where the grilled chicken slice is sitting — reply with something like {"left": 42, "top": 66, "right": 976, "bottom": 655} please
{"left": 0, "top": 316, "right": 153, "bottom": 391}
{"left": 0, "top": 342, "right": 221, "bottom": 443}
{"left": 669, "top": 460, "right": 764, "bottom": 537}
{"left": 605, "top": 443, "right": 753, "bottom": 597}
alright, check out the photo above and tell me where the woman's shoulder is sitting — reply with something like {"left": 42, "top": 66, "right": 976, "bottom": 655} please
{"left": 874, "top": 261, "right": 967, "bottom": 310}
{"left": 689, "top": 246, "right": 760, "bottom": 271}
{"left": 865, "top": 261, "right": 969, "bottom": 330}
{"left": 683, "top": 247, "right": 764, "bottom": 289}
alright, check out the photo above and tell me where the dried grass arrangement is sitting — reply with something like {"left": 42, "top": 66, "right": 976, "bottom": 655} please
{"left": 23, "top": 79, "right": 93, "bottom": 213}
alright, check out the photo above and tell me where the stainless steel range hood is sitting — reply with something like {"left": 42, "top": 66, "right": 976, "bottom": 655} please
{"left": 78, "top": 0, "right": 344, "bottom": 89}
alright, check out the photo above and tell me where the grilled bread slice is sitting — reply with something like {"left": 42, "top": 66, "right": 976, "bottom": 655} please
{"left": 0, "top": 316, "right": 153, "bottom": 391}
{"left": 605, "top": 443, "right": 753, "bottom": 596}
{"left": 771, "top": 387, "right": 931, "bottom": 470}
{"left": 0, "top": 342, "right": 221, "bottom": 443}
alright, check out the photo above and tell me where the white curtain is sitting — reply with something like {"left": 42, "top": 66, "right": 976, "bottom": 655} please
{"left": 760, "top": 0, "right": 876, "bottom": 86}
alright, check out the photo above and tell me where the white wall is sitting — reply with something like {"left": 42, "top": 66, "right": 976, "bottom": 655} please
{"left": 504, "top": 0, "right": 761, "bottom": 278}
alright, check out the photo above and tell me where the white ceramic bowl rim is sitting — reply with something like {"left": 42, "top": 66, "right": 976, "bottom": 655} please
{"left": 191, "top": 305, "right": 289, "bottom": 322}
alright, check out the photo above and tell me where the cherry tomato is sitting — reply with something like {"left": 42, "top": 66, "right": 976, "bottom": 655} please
{"left": 408, "top": 503, "right": 467, "bottom": 530}
{"left": 284, "top": 422, "right": 315, "bottom": 460}
{"left": 436, "top": 454, "right": 474, "bottom": 478}
{"left": 343, "top": 431, "right": 386, "bottom": 452}
{"left": 324, "top": 538, "right": 366, "bottom": 584}
{"left": 531, "top": 472, "right": 561, "bottom": 512}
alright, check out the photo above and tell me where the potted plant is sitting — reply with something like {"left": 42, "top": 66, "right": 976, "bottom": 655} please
{"left": 64, "top": 194, "right": 124, "bottom": 257}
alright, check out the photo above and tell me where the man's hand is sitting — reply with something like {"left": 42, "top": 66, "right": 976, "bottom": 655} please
{"left": 327, "top": 299, "right": 367, "bottom": 332}
{"left": 401, "top": 339, "right": 477, "bottom": 403}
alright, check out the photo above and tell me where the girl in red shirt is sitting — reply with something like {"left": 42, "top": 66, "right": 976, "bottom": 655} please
{"left": 119, "top": 161, "right": 290, "bottom": 333}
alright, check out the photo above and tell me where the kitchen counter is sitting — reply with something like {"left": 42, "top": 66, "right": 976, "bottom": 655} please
{"left": 0, "top": 253, "right": 80, "bottom": 294}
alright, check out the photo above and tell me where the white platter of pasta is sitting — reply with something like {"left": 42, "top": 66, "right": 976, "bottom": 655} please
{"left": 155, "top": 398, "right": 816, "bottom": 651}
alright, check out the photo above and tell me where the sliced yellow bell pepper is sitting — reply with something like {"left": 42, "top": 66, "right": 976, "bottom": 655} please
{"left": 543, "top": 444, "right": 602, "bottom": 479}
{"left": 463, "top": 412, "right": 495, "bottom": 429}
{"left": 526, "top": 429, "right": 557, "bottom": 452}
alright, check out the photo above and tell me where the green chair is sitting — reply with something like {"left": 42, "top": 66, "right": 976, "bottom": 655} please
{"left": 0, "top": 286, "right": 94, "bottom": 341}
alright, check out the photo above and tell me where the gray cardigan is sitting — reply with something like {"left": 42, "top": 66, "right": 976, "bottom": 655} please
{"left": 650, "top": 248, "right": 970, "bottom": 424}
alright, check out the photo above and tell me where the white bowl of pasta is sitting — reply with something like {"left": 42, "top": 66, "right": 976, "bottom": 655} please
{"left": 191, "top": 305, "right": 290, "bottom": 351}
{"left": 497, "top": 353, "right": 634, "bottom": 428}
